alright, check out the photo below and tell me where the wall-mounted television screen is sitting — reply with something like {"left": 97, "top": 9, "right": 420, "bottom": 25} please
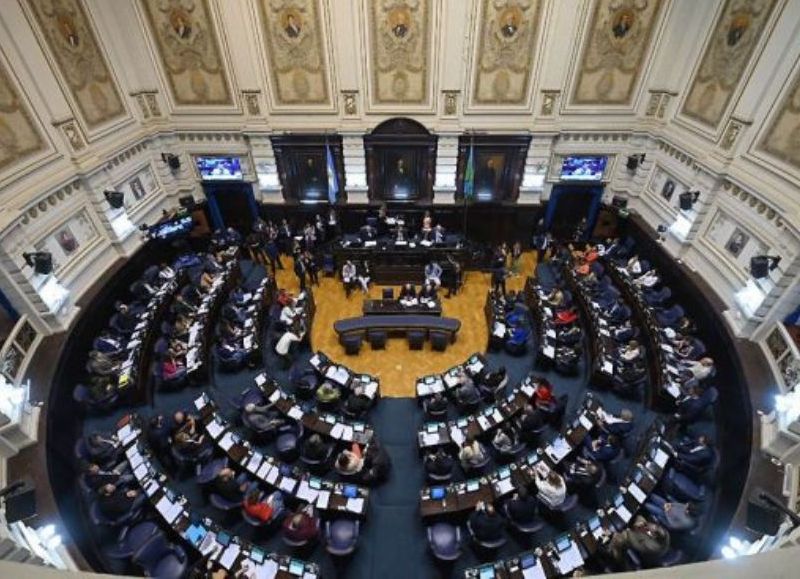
{"left": 560, "top": 156, "right": 607, "bottom": 181}
{"left": 196, "top": 156, "right": 243, "bottom": 181}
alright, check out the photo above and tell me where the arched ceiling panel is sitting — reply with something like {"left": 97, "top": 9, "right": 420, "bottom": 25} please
{"left": 255, "top": 0, "right": 333, "bottom": 109}
{"left": 680, "top": 0, "right": 779, "bottom": 129}
{"left": 468, "top": 0, "right": 544, "bottom": 110}
{"left": 139, "top": 0, "right": 233, "bottom": 106}
{"left": 0, "top": 54, "right": 46, "bottom": 172}
{"left": 570, "top": 0, "right": 665, "bottom": 107}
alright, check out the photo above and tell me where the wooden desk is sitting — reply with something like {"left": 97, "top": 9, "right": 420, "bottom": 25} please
{"left": 363, "top": 298, "right": 442, "bottom": 317}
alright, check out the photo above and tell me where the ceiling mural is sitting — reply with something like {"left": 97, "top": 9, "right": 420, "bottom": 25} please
{"left": 571, "top": 0, "right": 664, "bottom": 106}
{"left": 0, "top": 56, "right": 46, "bottom": 172}
{"left": 140, "top": 0, "right": 233, "bottom": 106}
{"left": 26, "top": 0, "right": 125, "bottom": 129}
{"left": 257, "top": 0, "right": 331, "bottom": 107}
{"left": 367, "top": 0, "right": 432, "bottom": 106}
{"left": 470, "top": 0, "right": 543, "bottom": 107}
{"left": 681, "top": 0, "right": 777, "bottom": 129}
{"left": 759, "top": 67, "right": 800, "bottom": 173}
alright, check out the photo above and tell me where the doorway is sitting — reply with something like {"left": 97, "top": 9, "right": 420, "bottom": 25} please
{"left": 203, "top": 182, "right": 258, "bottom": 232}
{"left": 544, "top": 184, "right": 604, "bottom": 240}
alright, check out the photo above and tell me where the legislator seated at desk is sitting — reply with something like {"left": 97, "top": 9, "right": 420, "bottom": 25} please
{"left": 399, "top": 283, "right": 418, "bottom": 306}
{"left": 96, "top": 483, "right": 143, "bottom": 519}
{"left": 505, "top": 486, "right": 538, "bottom": 527}
{"left": 468, "top": 501, "right": 506, "bottom": 545}
{"left": 282, "top": 503, "right": 321, "bottom": 544}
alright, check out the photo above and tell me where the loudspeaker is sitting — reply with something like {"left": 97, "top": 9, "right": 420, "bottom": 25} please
{"left": 751, "top": 256, "right": 770, "bottom": 279}
{"left": 611, "top": 196, "right": 628, "bottom": 209}
{"left": 679, "top": 192, "right": 694, "bottom": 211}
{"left": 179, "top": 195, "right": 195, "bottom": 210}
{"left": 104, "top": 190, "right": 124, "bottom": 209}
{"left": 746, "top": 492, "right": 784, "bottom": 536}
{"left": 4, "top": 482, "right": 36, "bottom": 523}
{"left": 626, "top": 155, "right": 639, "bottom": 171}
{"left": 163, "top": 153, "right": 181, "bottom": 170}
{"left": 24, "top": 252, "right": 53, "bottom": 275}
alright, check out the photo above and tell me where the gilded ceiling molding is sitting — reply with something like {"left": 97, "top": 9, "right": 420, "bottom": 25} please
{"left": 681, "top": 0, "right": 778, "bottom": 129}
{"left": 256, "top": 0, "right": 331, "bottom": 107}
{"left": 470, "top": 0, "right": 543, "bottom": 107}
{"left": 0, "top": 55, "right": 46, "bottom": 172}
{"left": 571, "top": 0, "right": 664, "bottom": 106}
{"left": 758, "top": 66, "right": 800, "bottom": 172}
{"left": 26, "top": 0, "right": 126, "bottom": 129}
{"left": 367, "top": 0, "right": 432, "bottom": 105}
{"left": 140, "top": 0, "right": 233, "bottom": 106}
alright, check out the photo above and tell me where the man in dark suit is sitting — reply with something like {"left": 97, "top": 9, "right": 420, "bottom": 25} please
{"left": 294, "top": 255, "right": 307, "bottom": 290}
{"left": 673, "top": 434, "right": 713, "bottom": 468}
{"left": 424, "top": 448, "right": 454, "bottom": 479}
{"left": 505, "top": 486, "right": 538, "bottom": 525}
{"left": 468, "top": 501, "right": 505, "bottom": 544}
{"left": 302, "top": 434, "right": 330, "bottom": 462}
{"left": 213, "top": 468, "right": 246, "bottom": 502}
{"left": 584, "top": 433, "right": 621, "bottom": 462}
{"left": 599, "top": 408, "right": 634, "bottom": 436}
{"left": 97, "top": 484, "right": 141, "bottom": 518}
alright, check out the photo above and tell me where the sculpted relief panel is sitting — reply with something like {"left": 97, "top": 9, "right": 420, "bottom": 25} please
{"left": 471, "top": 0, "right": 543, "bottom": 107}
{"left": 572, "top": 0, "right": 664, "bottom": 106}
{"left": 759, "top": 67, "right": 800, "bottom": 173}
{"left": 681, "top": 0, "right": 777, "bottom": 129}
{"left": 27, "top": 0, "right": 125, "bottom": 129}
{"left": 141, "top": 0, "right": 232, "bottom": 106}
{"left": 367, "top": 0, "right": 432, "bottom": 105}
{"left": 0, "top": 57, "right": 45, "bottom": 172}
{"left": 257, "top": 0, "right": 331, "bottom": 107}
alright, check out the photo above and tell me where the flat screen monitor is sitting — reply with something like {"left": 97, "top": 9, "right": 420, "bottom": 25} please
{"left": 560, "top": 156, "right": 607, "bottom": 181}
{"left": 196, "top": 156, "right": 243, "bottom": 180}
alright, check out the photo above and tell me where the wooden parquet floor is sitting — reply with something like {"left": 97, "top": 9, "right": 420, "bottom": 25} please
{"left": 274, "top": 252, "right": 536, "bottom": 397}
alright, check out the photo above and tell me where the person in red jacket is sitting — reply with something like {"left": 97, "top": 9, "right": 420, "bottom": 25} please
{"left": 243, "top": 488, "right": 283, "bottom": 523}
{"left": 532, "top": 377, "right": 555, "bottom": 409}
{"left": 282, "top": 503, "right": 320, "bottom": 543}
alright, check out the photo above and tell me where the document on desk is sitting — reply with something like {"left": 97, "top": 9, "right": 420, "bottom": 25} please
{"left": 543, "top": 306, "right": 553, "bottom": 317}
{"left": 296, "top": 480, "right": 319, "bottom": 503}
{"left": 287, "top": 406, "right": 304, "bottom": 420}
{"left": 279, "top": 477, "right": 298, "bottom": 493}
{"left": 269, "top": 389, "right": 282, "bottom": 403}
{"left": 449, "top": 427, "right": 465, "bottom": 447}
{"left": 493, "top": 323, "right": 507, "bottom": 338}
{"left": 309, "top": 354, "right": 321, "bottom": 368}
{"left": 316, "top": 490, "right": 331, "bottom": 510}
{"left": 144, "top": 479, "right": 160, "bottom": 498}
{"left": 616, "top": 504, "right": 633, "bottom": 523}
{"left": 556, "top": 542, "right": 584, "bottom": 574}
{"left": 326, "top": 366, "right": 350, "bottom": 385}
{"left": 134, "top": 463, "right": 148, "bottom": 481}
{"left": 266, "top": 466, "right": 280, "bottom": 486}
{"left": 330, "top": 423, "right": 345, "bottom": 439}
{"left": 206, "top": 419, "right": 224, "bottom": 439}
{"left": 547, "top": 436, "right": 572, "bottom": 463}
{"left": 251, "top": 558, "right": 278, "bottom": 579}
{"left": 494, "top": 477, "right": 514, "bottom": 495}
{"left": 257, "top": 462, "right": 272, "bottom": 481}
{"left": 129, "top": 450, "right": 144, "bottom": 470}
{"left": 666, "top": 382, "right": 681, "bottom": 398}
{"left": 421, "top": 432, "right": 440, "bottom": 447}
{"left": 546, "top": 328, "right": 557, "bottom": 339}
{"left": 219, "top": 544, "right": 241, "bottom": 570}
{"left": 602, "top": 360, "right": 614, "bottom": 375}
{"left": 491, "top": 408, "right": 503, "bottom": 423}
{"left": 243, "top": 335, "right": 253, "bottom": 350}
{"left": 628, "top": 483, "right": 647, "bottom": 504}
{"left": 244, "top": 318, "right": 254, "bottom": 330}
{"left": 246, "top": 453, "right": 263, "bottom": 474}
{"left": 666, "top": 364, "right": 680, "bottom": 376}
{"left": 346, "top": 497, "right": 364, "bottom": 513}
{"left": 654, "top": 448, "right": 669, "bottom": 467}
{"left": 477, "top": 415, "right": 491, "bottom": 430}
{"left": 579, "top": 414, "right": 593, "bottom": 431}
{"left": 341, "top": 425, "right": 354, "bottom": 440}
{"left": 521, "top": 383, "right": 535, "bottom": 397}
{"left": 542, "top": 345, "right": 556, "bottom": 359}
{"left": 255, "top": 373, "right": 267, "bottom": 386}
{"left": 364, "top": 240, "right": 377, "bottom": 247}
{"left": 364, "top": 381, "right": 378, "bottom": 398}
{"left": 119, "top": 424, "right": 136, "bottom": 446}
{"left": 522, "top": 562, "right": 547, "bottom": 579}
{"left": 156, "top": 496, "right": 183, "bottom": 524}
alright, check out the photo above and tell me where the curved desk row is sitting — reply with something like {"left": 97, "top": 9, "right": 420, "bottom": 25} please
{"left": 114, "top": 415, "right": 319, "bottom": 578}
{"left": 420, "top": 395, "right": 602, "bottom": 519}
{"left": 308, "top": 351, "right": 381, "bottom": 400}
{"left": 463, "top": 430, "right": 673, "bottom": 578}
{"left": 334, "top": 315, "right": 461, "bottom": 344}
{"left": 415, "top": 353, "right": 487, "bottom": 399}
{"left": 417, "top": 373, "right": 540, "bottom": 452}
{"left": 253, "top": 372, "right": 375, "bottom": 445}
{"left": 194, "top": 394, "right": 370, "bottom": 517}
